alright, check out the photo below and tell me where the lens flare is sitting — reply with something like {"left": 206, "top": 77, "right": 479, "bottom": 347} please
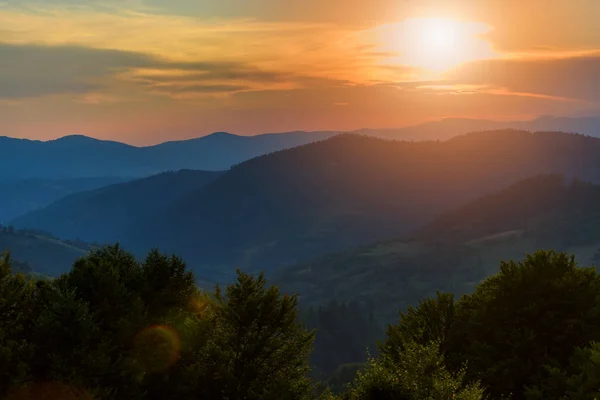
{"left": 188, "top": 293, "right": 212, "bottom": 317}
{"left": 133, "top": 325, "right": 181, "bottom": 374}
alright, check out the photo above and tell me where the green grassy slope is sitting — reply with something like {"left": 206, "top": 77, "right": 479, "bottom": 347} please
{"left": 0, "top": 228, "right": 92, "bottom": 276}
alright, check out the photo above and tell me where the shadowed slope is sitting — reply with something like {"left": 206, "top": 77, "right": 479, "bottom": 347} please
{"left": 125, "top": 130, "right": 600, "bottom": 277}
{"left": 274, "top": 174, "right": 600, "bottom": 322}
{"left": 12, "top": 170, "right": 224, "bottom": 245}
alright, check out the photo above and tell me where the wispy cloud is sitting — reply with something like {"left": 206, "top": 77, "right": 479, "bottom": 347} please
{"left": 446, "top": 53, "right": 600, "bottom": 104}
{"left": 0, "top": 42, "right": 353, "bottom": 100}
{"left": 0, "top": 4, "right": 369, "bottom": 99}
{"left": 0, "top": 43, "right": 154, "bottom": 99}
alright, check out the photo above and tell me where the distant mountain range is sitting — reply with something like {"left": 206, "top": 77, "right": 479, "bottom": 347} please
{"left": 4, "top": 115, "right": 600, "bottom": 180}
{"left": 13, "top": 129, "right": 600, "bottom": 279}
{"left": 0, "top": 131, "right": 337, "bottom": 180}
{"left": 4, "top": 114, "right": 600, "bottom": 222}
{"left": 357, "top": 115, "right": 600, "bottom": 141}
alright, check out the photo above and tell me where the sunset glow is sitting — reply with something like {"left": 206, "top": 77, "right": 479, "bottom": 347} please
{"left": 372, "top": 17, "right": 496, "bottom": 73}
{"left": 1, "top": 0, "right": 600, "bottom": 144}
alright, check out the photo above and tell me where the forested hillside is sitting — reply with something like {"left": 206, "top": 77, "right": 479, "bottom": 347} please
{"left": 15, "top": 130, "right": 600, "bottom": 279}
{"left": 0, "top": 176, "right": 127, "bottom": 222}
{"left": 123, "top": 130, "right": 600, "bottom": 278}
{"left": 275, "top": 174, "right": 600, "bottom": 322}
{"left": 12, "top": 170, "right": 224, "bottom": 244}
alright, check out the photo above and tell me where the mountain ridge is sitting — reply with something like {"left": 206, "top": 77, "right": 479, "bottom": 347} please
{"left": 13, "top": 128, "right": 600, "bottom": 278}
{"left": 111, "top": 130, "right": 600, "bottom": 277}
{"left": 11, "top": 170, "right": 224, "bottom": 252}
{"left": 5, "top": 115, "right": 600, "bottom": 181}
{"left": 5, "top": 114, "right": 600, "bottom": 147}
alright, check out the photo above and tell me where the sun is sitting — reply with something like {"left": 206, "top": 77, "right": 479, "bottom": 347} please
{"left": 368, "top": 17, "right": 496, "bottom": 75}
{"left": 402, "top": 17, "right": 494, "bottom": 72}
{"left": 420, "top": 19, "right": 458, "bottom": 53}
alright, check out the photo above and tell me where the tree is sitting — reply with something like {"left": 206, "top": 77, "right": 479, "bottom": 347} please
{"left": 380, "top": 250, "right": 600, "bottom": 399}
{"left": 382, "top": 291, "right": 455, "bottom": 362}
{"left": 344, "top": 340, "right": 484, "bottom": 400}
{"left": 139, "top": 249, "right": 197, "bottom": 322}
{"left": 449, "top": 250, "right": 600, "bottom": 399}
{"left": 0, "top": 245, "right": 316, "bottom": 400}
{"left": 526, "top": 341, "right": 600, "bottom": 400}
{"left": 28, "top": 285, "right": 113, "bottom": 399}
{"left": 562, "top": 342, "right": 600, "bottom": 400}
{"left": 0, "top": 252, "right": 35, "bottom": 397}
{"left": 191, "top": 270, "right": 315, "bottom": 400}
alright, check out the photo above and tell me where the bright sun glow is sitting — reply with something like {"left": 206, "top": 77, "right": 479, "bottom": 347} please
{"left": 421, "top": 19, "right": 457, "bottom": 51}
{"left": 365, "top": 17, "right": 497, "bottom": 75}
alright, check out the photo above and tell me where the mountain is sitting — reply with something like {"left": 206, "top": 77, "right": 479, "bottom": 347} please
{"left": 0, "top": 226, "right": 92, "bottom": 276}
{"left": 5, "top": 115, "right": 600, "bottom": 181}
{"left": 0, "top": 131, "right": 338, "bottom": 180}
{"left": 360, "top": 115, "right": 600, "bottom": 141}
{"left": 357, "top": 117, "right": 512, "bottom": 141}
{"left": 12, "top": 170, "right": 224, "bottom": 245}
{"left": 15, "top": 129, "right": 600, "bottom": 279}
{"left": 115, "top": 130, "right": 600, "bottom": 279}
{"left": 273, "top": 174, "right": 600, "bottom": 322}
{"left": 0, "top": 176, "right": 128, "bottom": 222}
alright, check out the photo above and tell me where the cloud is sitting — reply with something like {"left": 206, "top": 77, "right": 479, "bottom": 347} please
{"left": 0, "top": 43, "right": 155, "bottom": 98}
{"left": 0, "top": 4, "right": 368, "bottom": 98}
{"left": 0, "top": 42, "right": 352, "bottom": 100}
{"left": 2, "top": 78, "right": 599, "bottom": 146}
{"left": 75, "top": 92, "right": 124, "bottom": 104}
{"left": 446, "top": 53, "right": 600, "bottom": 104}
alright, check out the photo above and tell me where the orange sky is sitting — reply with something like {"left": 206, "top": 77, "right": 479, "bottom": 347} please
{"left": 1, "top": 0, "right": 600, "bottom": 145}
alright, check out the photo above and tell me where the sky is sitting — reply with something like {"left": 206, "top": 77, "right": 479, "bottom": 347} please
{"left": 1, "top": 0, "right": 600, "bottom": 145}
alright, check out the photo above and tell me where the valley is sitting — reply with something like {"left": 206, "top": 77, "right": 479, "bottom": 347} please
{"left": 5, "top": 124, "right": 600, "bottom": 396}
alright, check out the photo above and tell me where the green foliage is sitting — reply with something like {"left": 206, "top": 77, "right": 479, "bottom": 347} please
{"left": 153, "top": 270, "right": 317, "bottom": 400}
{"left": 344, "top": 341, "right": 484, "bottom": 400}
{"left": 383, "top": 292, "right": 455, "bottom": 359}
{"left": 526, "top": 341, "right": 600, "bottom": 400}
{"left": 0, "top": 252, "right": 35, "bottom": 395}
{"left": 325, "top": 363, "right": 366, "bottom": 395}
{"left": 0, "top": 245, "right": 315, "bottom": 400}
{"left": 451, "top": 250, "right": 600, "bottom": 399}
{"left": 6, "top": 243, "right": 600, "bottom": 400}
{"left": 382, "top": 250, "right": 600, "bottom": 400}
{"left": 195, "top": 270, "right": 315, "bottom": 400}
{"left": 563, "top": 342, "right": 600, "bottom": 400}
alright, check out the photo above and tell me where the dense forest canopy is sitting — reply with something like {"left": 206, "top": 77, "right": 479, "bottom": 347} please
{"left": 2, "top": 246, "right": 600, "bottom": 399}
